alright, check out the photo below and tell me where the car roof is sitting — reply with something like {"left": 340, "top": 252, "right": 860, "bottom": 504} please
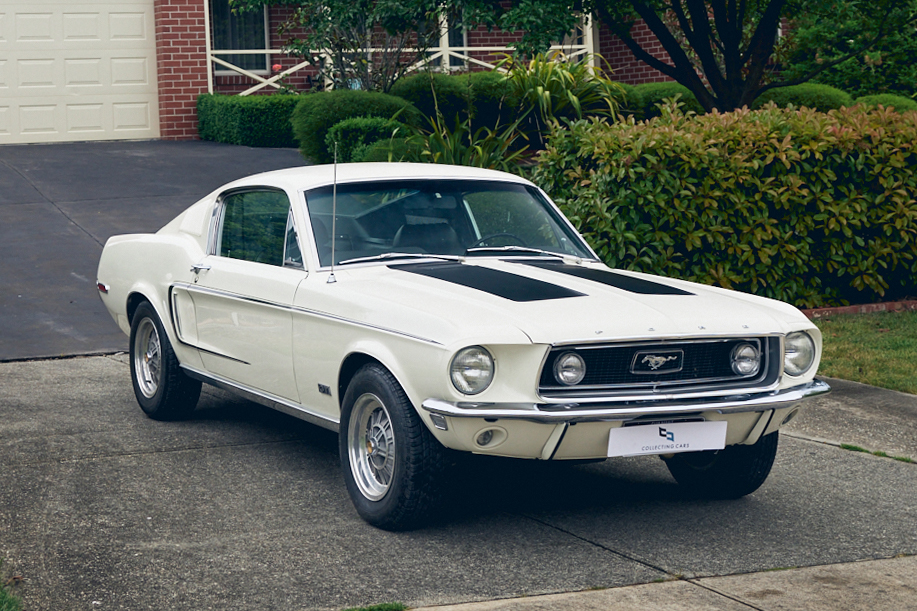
{"left": 217, "top": 163, "right": 536, "bottom": 193}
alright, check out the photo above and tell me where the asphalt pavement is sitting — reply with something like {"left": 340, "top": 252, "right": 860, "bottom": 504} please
{"left": 0, "top": 140, "right": 915, "bottom": 610}
{"left": 0, "top": 140, "right": 304, "bottom": 361}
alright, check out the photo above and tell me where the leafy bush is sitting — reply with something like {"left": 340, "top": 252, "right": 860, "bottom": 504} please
{"left": 197, "top": 94, "right": 300, "bottom": 147}
{"left": 502, "top": 54, "right": 622, "bottom": 148}
{"left": 533, "top": 103, "right": 917, "bottom": 307}
{"left": 855, "top": 94, "right": 917, "bottom": 112}
{"left": 751, "top": 83, "right": 853, "bottom": 112}
{"left": 325, "top": 117, "right": 408, "bottom": 163}
{"left": 403, "top": 113, "right": 530, "bottom": 173}
{"left": 465, "top": 70, "right": 519, "bottom": 131}
{"left": 290, "top": 90, "right": 423, "bottom": 163}
{"left": 388, "top": 72, "right": 472, "bottom": 127}
{"left": 353, "top": 137, "right": 421, "bottom": 163}
{"left": 633, "top": 82, "right": 703, "bottom": 118}
{"left": 614, "top": 82, "right": 645, "bottom": 120}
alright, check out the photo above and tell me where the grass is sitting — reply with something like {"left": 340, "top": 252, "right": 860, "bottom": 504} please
{"left": 342, "top": 604, "right": 407, "bottom": 611}
{"left": 0, "top": 560, "right": 22, "bottom": 611}
{"left": 811, "top": 309, "right": 917, "bottom": 395}
{"left": 840, "top": 443, "right": 915, "bottom": 464}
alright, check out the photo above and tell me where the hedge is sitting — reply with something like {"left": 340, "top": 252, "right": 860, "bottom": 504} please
{"left": 633, "top": 82, "right": 704, "bottom": 118}
{"left": 291, "top": 90, "right": 423, "bottom": 163}
{"left": 855, "top": 94, "right": 917, "bottom": 112}
{"left": 751, "top": 84, "right": 853, "bottom": 112}
{"left": 389, "top": 72, "right": 472, "bottom": 127}
{"left": 325, "top": 117, "right": 407, "bottom": 163}
{"left": 533, "top": 104, "right": 917, "bottom": 307}
{"left": 197, "top": 94, "right": 300, "bottom": 147}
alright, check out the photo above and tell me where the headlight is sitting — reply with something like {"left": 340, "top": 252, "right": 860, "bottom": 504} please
{"left": 784, "top": 332, "right": 816, "bottom": 376}
{"left": 730, "top": 343, "right": 761, "bottom": 376}
{"left": 554, "top": 352, "right": 586, "bottom": 386}
{"left": 450, "top": 346, "right": 494, "bottom": 395}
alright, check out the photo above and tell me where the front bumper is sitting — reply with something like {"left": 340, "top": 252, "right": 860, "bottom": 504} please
{"left": 422, "top": 379, "right": 831, "bottom": 424}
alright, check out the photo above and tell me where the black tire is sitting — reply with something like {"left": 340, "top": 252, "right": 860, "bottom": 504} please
{"left": 129, "top": 301, "right": 201, "bottom": 421}
{"left": 663, "top": 431, "right": 779, "bottom": 499}
{"left": 339, "top": 363, "right": 446, "bottom": 530}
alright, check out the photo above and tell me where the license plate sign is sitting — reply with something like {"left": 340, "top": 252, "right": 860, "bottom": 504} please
{"left": 607, "top": 421, "right": 727, "bottom": 457}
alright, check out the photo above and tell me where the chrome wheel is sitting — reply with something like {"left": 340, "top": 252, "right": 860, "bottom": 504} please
{"left": 133, "top": 317, "right": 161, "bottom": 399}
{"left": 348, "top": 393, "right": 396, "bottom": 501}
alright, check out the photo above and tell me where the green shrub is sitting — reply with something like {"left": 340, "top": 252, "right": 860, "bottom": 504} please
{"left": 614, "top": 82, "right": 645, "bottom": 120}
{"left": 465, "top": 70, "right": 518, "bottom": 130}
{"left": 291, "top": 90, "right": 423, "bottom": 163}
{"left": 325, "top": 117, "right": 408, "bottom": 163}
{"left": 353, "top": 137, "right": 422, "bottom": 163}
{"left": 389, "top": 72, "right": 472, "bottom": 126}
{"left": 533, "top": 104, "right": 917, "bottom": 307}
{"left": 855, "top": 94, "right": 917, "bottom": 112}
{"left": 633, "top": 82, "right": 704, "bottom": 118}
{"left": 751, "top": 83, "right": 854, "bottom": 112}
{"left": 196, "top": 94, "right": 300, "bottom": 147}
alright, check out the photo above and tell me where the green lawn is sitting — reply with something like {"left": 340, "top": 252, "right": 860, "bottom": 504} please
{"left": 812, "top": 309, "right": 917, "bottom": 395}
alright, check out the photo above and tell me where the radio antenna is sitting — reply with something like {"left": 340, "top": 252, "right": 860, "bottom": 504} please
{"left": 327, "top": 141, "right": 338, "bottom": 284}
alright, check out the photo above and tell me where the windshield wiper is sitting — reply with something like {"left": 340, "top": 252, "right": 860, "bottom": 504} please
{"left": 337, "top": 252, "right": 463, "bottom": 266}
{"left": 463, "top": 246, "right": 568, "bottom": 258}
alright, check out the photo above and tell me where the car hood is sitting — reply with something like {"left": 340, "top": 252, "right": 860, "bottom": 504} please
{"left": 312, "top": 258, "right": 809, "bottom": 347}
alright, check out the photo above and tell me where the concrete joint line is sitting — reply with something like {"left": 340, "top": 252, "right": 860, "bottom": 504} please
{"left": 686, "top": 578, "right": 767, "bottom": 611}
{"left": 519, "top": 514, "right": 673, "bottom": 577}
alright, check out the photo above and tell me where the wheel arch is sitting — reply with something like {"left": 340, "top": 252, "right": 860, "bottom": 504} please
{"left": 338, "top": 352, "right": 385, "bottom": 409}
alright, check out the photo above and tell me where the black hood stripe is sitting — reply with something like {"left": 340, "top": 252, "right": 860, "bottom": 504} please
{"left": 514, "top": 261, "right": 694, "bottom": 296}
{"left": 389, "top": 262, "right": 585, "bottom": 302}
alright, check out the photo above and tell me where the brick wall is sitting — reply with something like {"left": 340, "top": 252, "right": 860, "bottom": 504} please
{"left": 154, "top": 0, "right": 209, "bottom": 139}
{"left": 150, "top": 4, "right": 675, "bottom": 138}
{"left": 599, "top": 21, "right": 672, "bottom": 85}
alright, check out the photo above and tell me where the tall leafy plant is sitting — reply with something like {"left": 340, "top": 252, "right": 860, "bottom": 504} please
{"left": 501, "top": 53, "right": 622, "bottom": 147}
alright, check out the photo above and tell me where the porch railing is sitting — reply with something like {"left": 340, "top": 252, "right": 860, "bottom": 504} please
{"left": 203, "top": 4, "right": 597, "bottom": 96}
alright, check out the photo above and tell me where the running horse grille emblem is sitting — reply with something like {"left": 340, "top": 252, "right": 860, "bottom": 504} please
{"left": 642, "top": 355, "right": 678, "bottom": 370}
{"left": 631, "top": 349, "right": 684, "bottom": 375}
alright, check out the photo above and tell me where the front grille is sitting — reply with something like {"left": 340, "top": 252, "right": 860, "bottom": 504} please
{"left": 539, "top": 337, "right": 778, "bottom": 397}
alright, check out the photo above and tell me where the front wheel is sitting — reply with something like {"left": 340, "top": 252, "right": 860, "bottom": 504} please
{"left": 340, "top": 364, "right": 445, "bottom": 530}
{"left": 663, "top": 431, "right": 779, "bottom": 499}
{"left": 129, "top": 301, "right": 201, "bottom": 421}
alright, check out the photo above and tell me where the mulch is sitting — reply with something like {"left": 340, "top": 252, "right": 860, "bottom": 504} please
{"left": 801, "top": 300, "right": 917, "bottom": 319}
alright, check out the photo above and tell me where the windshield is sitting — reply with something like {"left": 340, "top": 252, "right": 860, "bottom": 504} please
{"left": 303, "top": 179, "right": 594, "bottom": 267}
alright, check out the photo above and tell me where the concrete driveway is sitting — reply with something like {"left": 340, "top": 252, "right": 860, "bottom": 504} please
{"left": 1, "top": 140, "right": 915, "bottom": 610}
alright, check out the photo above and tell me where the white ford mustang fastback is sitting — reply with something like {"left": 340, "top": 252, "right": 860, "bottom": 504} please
{"left": 97, "top": 163, "right": 829, "bottom": 529}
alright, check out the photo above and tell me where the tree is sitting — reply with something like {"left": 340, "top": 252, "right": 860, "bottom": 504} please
{"left": 781, "top": 0, "right": 917, "bottom": 98}
{"left": 589, "top": 1, "right": 917, "bottom": 111}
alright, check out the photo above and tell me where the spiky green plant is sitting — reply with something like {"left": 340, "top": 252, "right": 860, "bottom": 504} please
{"left": 501, "top": 53, "right": 623, "bottom": 146}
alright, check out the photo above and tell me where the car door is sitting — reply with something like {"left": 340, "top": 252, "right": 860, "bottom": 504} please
{"left": 177, "top": 187, "right": 306, "bottom": 402}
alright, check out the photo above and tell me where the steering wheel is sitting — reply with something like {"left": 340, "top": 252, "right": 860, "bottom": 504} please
{"left": 467, "top": 233, "right": 528, "bottom": 249}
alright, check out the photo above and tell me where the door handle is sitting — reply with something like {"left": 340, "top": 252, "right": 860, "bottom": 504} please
{"left": 190, "top": 263, "right": 211, "bottom": 274}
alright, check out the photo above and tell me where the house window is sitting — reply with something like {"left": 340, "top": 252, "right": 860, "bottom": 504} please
{"left": 209, "top": 0, "right": 269, "bottom": 74}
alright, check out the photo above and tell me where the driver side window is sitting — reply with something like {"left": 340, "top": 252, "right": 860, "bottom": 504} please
{"left": 217, "top": 189, "right": 292, "bottom": 266}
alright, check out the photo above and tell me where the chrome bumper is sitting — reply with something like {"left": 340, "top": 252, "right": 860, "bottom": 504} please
{"left": 422, "top": 379, "right": 831, "bottom": 424}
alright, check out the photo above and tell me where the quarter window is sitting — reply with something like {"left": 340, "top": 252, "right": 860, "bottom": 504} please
{"left": 218, "top": 190, "right": 292, "bottom": 266}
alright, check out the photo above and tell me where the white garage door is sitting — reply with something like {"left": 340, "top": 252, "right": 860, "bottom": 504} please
{"left": 1, "top": 0, "right": 159, "bottom": 144}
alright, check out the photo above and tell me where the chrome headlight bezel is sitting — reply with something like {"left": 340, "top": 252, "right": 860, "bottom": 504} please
{"left": 730, "top": 342, "right": 761, "bottom": 376}
{"left": 553, "top": 351, "right": 587, "bottom": 386}
{"left": 450, "top": 346, "right": 495, "bottom": 395}
{"left": 784, "top": 331, "right": 816, "bottom": 377}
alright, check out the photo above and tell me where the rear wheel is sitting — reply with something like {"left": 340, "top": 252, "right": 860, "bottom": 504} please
{"left": 663, "top": 431, "right": 779, "bottom": 499}
{"left": 129, "top": 301, "right": 201, "bottom": 420}
{"left": 340, "top": 364, "right": 445, "bottom": 530}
